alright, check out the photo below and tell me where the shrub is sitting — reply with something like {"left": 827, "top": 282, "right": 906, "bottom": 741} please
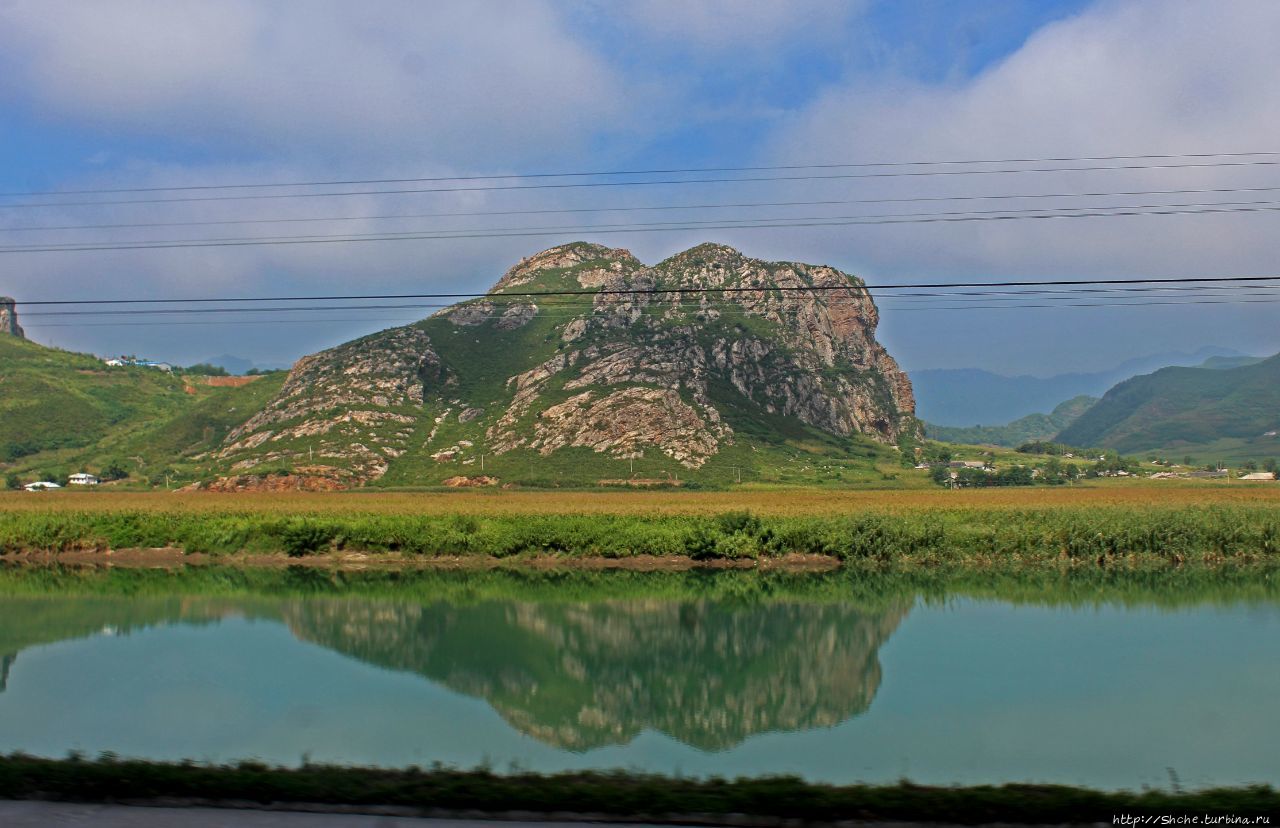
{"left": 280, "top": 521, "right": 336, "bottom": 557}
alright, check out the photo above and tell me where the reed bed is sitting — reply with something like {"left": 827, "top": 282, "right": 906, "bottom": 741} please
{"left": 3, "top": 499, "right": 1280, "bottom": 571}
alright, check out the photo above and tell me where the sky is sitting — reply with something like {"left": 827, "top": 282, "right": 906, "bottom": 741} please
{"left": 1, "top": 0, "right": 1277, "bottom": 375}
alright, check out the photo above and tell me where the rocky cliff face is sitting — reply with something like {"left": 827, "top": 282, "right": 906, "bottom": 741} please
{"left": 0, "top": 298, "right": 23, "bottom": 339}
{"left": 215, "top": 242, "right": 917, "bottom": 486}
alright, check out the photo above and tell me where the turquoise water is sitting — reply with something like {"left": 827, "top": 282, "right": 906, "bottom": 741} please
{"left": 0, "top": 585, "right": 1277, "bottom": 790}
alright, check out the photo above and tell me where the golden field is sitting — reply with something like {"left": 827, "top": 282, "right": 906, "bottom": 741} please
{"left": 2, "top": 480, "right": 1278, "bottom": 517}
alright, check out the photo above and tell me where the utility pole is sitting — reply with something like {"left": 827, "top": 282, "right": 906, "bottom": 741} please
{"left": 629, "top": 457, "right": 634, "bottom": 476}
{"left": 480, "top": 453, "right": 486, "bottom": 472}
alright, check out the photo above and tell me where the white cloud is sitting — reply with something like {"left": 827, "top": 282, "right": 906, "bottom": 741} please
{"left": 0, "top": 0, "right": 632, "bottom": 163}
{"left": 765, "top": 0, "right": 1280, "bottom": 279}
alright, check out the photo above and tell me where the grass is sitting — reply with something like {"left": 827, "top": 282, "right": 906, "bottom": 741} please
{"left": 0, "top": 335, "right": 287, "bottom": 483}
{"left": 0, "top": 755, "right": 1273, "bottom": 823}
{"left": 4, "top": 488, "right": 1280, "bottom": 571}
{"left": 1059, "top": 352, "right": 1280, "bottom": 453}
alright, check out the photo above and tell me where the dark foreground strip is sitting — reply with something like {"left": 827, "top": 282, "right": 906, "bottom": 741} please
{"left": 0, "top": 756, "right": 1275, "bottom": 824}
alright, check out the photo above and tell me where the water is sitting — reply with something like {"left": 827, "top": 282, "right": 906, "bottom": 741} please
{"left": 1, "top": 573, "right": 1278, "bottom": 790}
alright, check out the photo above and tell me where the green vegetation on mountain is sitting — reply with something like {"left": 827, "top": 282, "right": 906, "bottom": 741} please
{"left": 926, "top": 395, "right": 1097, "bottom": 447}
{"left": 0, "top": 334, "right": 286, "bottom": 483}
{"left": 1056, "top": 352, "right": 1280, "bottom": 459}
{"left": 208, "top": 242, "right": 920, "bottom": 489}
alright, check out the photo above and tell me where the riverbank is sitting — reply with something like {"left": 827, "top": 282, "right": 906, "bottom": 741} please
{"left": 3, "top": 501, "right": 1280, "bottom": 572}
{"left": 0, "top": 756, "right": 1274, "bottom": 824}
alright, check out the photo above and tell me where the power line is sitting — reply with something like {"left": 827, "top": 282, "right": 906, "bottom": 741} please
{"left": 3, "top": 201, "right": 1278, "bottom": 254}
{"left": 20, "top": 274, "right": 1280, "bottom": 306}
{"left": 4, "top": 151, "right": 1276, "bottom": 197}
{"left": 5, "top": 185, "right": 1280, "bottom": 234}
{"left": 21, "top": 285, "right": 1280, "bottom": 318}
{"left": 2, "top": 159, "right": 1277, "bottom": 210}
{"left": 23, "top": 293, "right": 1280, "bottom": 328}
{"left": 6, "top": 198, "right": 1276, "bottom": 248}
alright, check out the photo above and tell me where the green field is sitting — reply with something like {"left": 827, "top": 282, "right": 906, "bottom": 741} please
{"left": 4, "top": 486, "right": 1280, "bottom": 573}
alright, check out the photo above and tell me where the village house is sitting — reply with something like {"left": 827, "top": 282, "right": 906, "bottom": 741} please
{"left": 1238, "top": 472, "right": 1277, "bottom": 481}
{"left": 68, "top": 473, "right": 100, "bottom": 486}
{"left": 23, "top": 481, "right": 61, "bottom": 491}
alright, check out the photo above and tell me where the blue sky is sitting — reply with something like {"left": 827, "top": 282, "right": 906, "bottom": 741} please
{"left": 1, "top": 0, "right": 1277, "bottom": 375}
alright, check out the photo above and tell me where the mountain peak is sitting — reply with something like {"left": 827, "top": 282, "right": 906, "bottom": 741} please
{"left": 490, "top": 242, "right": 641, "bottom": 293}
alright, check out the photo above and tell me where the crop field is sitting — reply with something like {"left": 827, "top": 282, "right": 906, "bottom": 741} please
{"left": 3, "top": 480, "right": 1279, "bottom": 517}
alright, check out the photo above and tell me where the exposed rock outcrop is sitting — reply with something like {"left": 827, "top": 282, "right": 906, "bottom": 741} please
{"left": 0, "top": 297, "right": 23, "bottom": 338}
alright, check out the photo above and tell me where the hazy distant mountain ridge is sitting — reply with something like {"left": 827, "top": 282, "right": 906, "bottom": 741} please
{"left": 913, "top": 346, "right": 1246, "bottom": 427}
{"left": 926, "top": 395, "right": 1098, "bottom": 447}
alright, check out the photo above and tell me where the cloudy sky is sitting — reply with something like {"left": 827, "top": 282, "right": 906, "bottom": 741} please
{"left": 1, "top": 0, "right": 1277, "bottom": 374}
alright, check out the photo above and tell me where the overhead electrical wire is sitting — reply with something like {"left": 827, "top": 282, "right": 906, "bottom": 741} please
{"left": 3, "top": 150, "right": 1276, "bottom": 198}
{"left": 20, "top": 273, "right": 1280, "bottom": 307}
{"left": 2, "top": 201, "right": 1278, "bottom": 254}
{"left": 20, "top": 284, "right": 1280, "bottom": 320}
{"left": 3, "top": 198, "right": 1277, "bottom": 248}
{"left": 2, "top": 159, "right": 1278, "bottom": 210}
{"left": 6, "top": 185, "right": 1280, "bottom": 235}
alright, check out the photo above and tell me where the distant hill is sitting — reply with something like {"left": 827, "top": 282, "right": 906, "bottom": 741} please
{"left": 1056, "top": 352, "right": 1280, "bottom": 458}
{"left": 912, "top": 347, "right": 1246, "bottom": 427}
{"left": 926, "top": 395, "right": 1098, "bottom": 447}
{"left": 0, "top": 333, "right": 285, "bottom": 481}
{"left": 1199, "top": 355, "right": 1265, "bottom": 370}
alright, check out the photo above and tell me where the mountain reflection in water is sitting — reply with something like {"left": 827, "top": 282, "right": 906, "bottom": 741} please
{"left": 0, "top": 594, "right": 910, "bottom": 751}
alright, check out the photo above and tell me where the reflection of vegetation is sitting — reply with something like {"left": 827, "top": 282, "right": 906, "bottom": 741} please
{"left": 1, "top": 755, "right": 1275, "bottom": 822}
{"left": 0, "top": 567, "right": 910, "bottom": 750}
{"left": 3, "top": 565, "right": 1279, "bottom": 753}
{"left": 282, "top": 597, "right": 908, "bottom": 750}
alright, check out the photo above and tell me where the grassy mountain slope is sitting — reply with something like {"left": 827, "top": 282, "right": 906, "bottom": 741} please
{"left": 925, "top": 395, "right": 1097, "bottom": 447}
{"left": 1056, "top": 353, "right": 1280, "bottom": 458}
{"left": 0, "top": 335, "right": 285, "bottom": 483}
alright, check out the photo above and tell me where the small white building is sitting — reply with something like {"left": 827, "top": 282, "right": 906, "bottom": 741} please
{"left": 68, "top": 473, "right": 100, "bottom": 486}
{"left": 23, "top": 481, "right": 62, "bottom": 491}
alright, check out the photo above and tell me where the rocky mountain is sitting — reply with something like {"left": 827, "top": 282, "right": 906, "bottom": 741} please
{"left": 1056, "top": 352, "right": 1280, "bottom": 459}
{"left": 213, "top": 242, "right": 918, "bottom": 488}
{"left": 0, "top": 297, "right": 23, "bottom": 339}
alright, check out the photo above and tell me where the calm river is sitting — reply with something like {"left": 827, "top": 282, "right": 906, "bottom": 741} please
{"left": 1, "top": 569, "right": 1277, "bottom": 791}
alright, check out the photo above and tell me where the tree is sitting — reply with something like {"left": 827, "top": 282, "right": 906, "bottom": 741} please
{"left": 183, "top": 363, "right": 230, "bottom": 376}
{"left": 1265, "top": 458, "right": 1278, "bottom": 474}
{"left": 101, "top": 460, "right": 128, "bottom": 481}
{"left": 1242, "top": 460, "right": 1259, "bottom": 471}
{"left": 4, "top": 473, "right": 20, "bottom": 490}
